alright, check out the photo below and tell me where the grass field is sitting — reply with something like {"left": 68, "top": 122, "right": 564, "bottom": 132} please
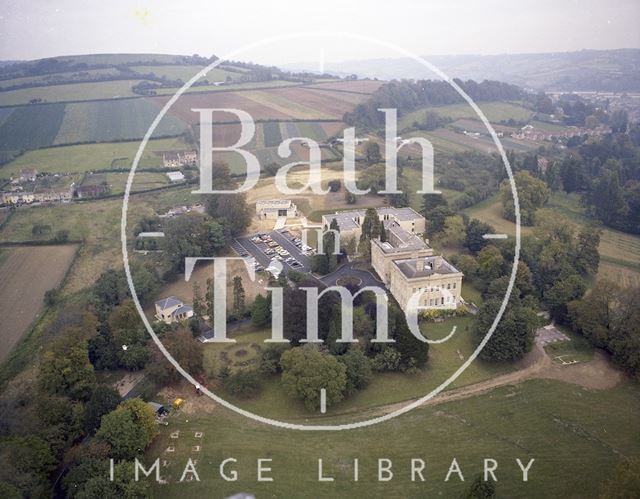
{"left": 465, "top": 192, "right": 640, "bottom": 286}
{"left": 399, "top": 102, "right": 534, "bottom": 130}
{"left": 0, "top": 79, "right": 154, "bottom": 106}
{"left": 198, "top": 315, "right": 511, "bottom": 421}
{"left": 0, "top": 137, "right": 191, "bottom": 176}
{"left": 154, "top": 79, "right": 302, "bottom": 95}
{"left": 0, "top": 68, "right": 120, "bottom": 90}
{"left": 54, "top": 99, "right": 188, "bottom": 145}
{"left": 129, "top": 65, "right": 238, "bottom": 82}
{"left": 0, "top": 98, "right": 188, "bottom": 153}
{"left": 0, "top": 244, "right": 77, "bottom": 361}
{"left": 146, "top": 378, "right": 640, "bottom": 498}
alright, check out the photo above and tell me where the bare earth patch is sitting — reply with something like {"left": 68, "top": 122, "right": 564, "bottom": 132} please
{"left": 0, "top": 244, "right": 77, "bottom": 361}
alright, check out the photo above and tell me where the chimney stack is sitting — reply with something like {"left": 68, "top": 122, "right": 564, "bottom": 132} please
{"left": 416, "top": 258, "right": 424, "bottom": 272}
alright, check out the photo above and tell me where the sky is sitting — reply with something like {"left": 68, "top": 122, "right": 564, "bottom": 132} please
{"left": 0, "top": 0, "right": 639, "bottom": 64}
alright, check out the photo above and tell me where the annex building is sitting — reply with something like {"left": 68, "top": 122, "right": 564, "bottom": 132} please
{"left": 325, "top": 206, "right": 463, "bottom": 311}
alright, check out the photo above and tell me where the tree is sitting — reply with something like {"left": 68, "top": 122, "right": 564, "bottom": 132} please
{"left": 363, "top": 141, "right": 381, "bottom": 165}
{"left": 464, "top": 219, "right": 494, "bottom": 253}
{"left": 338, "top": 349, "right": 373, "bottom": 395}
{"left": 84, "top": 385, "right": 121, "bottom": 434}
{"left": 574, "top": 226, "right": 601, "bottom": 275}
{"left": 462, "top": 474, "right": 496, "bottom": 498}
{"left": 147, "top": 327, "right": 204, "bottom": 385}
{"left": 223, "top": 369, "right": 261, "bottom": 397}
{"left": 599, "top": 458, "right": 640, "bottom": 499}
{"left": 544, "top": 273, "right": 587, "bottom": 323}
{"left": 328, "top": 179, "right": 341, "bottom": 192}
{"left": 39, "top": 330, "right": 96, "bottom": 401}
{"left": 441, "top": 215, "right": 466, "bottom": 246}
{"left": 206, "top": 192, "right": 251, "bottom": 237}
{"left": 96, "top": 399, "right": 157, "bottom": 460}
{"left": 500, "top": 171, "right": 550, "bottom": 225}
{"left": 232, "top": 276, "right": 246, "bottom": 319}
{"left": 164, "top": 213, "right": 226, "bottom": 273}
{"left": 474, "top": 299, "right": 538, "bottom": 362}
{"left": 251, "top": 293, "right": 271, "bottom": 327}
{"left": 391, "top": 304, "right": 429, "bottom": 369}
{"left": 476, "top": 245, "right": 504, "bottom": 282}
{"left": 280, "top": 346, "right": 347, "bottom": 410}
{"left": 192, "top": 282, "right": 206, "bottom": 318}
{"left": 205, "top": 277, "right": 215, "bottom": 321}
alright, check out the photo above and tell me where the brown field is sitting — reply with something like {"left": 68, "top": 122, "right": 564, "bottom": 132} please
{"left": 597, "top": 260, "right": 640, "bottom": 288}
{"left": 150, "top": 92, "right": 293, "bottom": 124}
{"left": 307, "top": 80, "right": 384, "bottom": 94}
{"left": 0, "top": 245, "right": 77, "bottom": 361}
{"left": 320, "top": 121, "right": 346, "bottom": 137}
{"left": 266, "top": 87, "right": 369, "bottom": 117}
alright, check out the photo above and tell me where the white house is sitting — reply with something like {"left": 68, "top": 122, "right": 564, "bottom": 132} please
{"left": 155, "top": 296, "right": 194, "bottom": 324}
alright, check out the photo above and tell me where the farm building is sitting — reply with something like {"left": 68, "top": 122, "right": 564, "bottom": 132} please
{"left": 155, "top": 296, "right": 194, "bottom": 324}
{"left": 78, "top": 173, "right": 110, "bottom": 198}
{"left": 162, "top": 150, "right": 197, "bottom": 168}
{"left": 255, "top": 199, "right": 298, "bottom": 220}
{"left": 19, "top": 168, "right": 37, "bottom": 182}
{"left": 166, "top": 171, "right": 185, "bottom": 183}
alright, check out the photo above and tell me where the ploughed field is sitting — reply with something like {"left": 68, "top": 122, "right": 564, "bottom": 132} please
{"left": 0, "top": 244, "right": 77, "bottom": 360}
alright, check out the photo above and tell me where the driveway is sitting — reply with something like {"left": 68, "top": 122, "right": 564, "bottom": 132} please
{"left": 320, "top": 262, "right": 386, "bottom": 291}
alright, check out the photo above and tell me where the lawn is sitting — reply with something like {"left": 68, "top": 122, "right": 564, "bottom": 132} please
{"left": 0, "top": 79, "right": 151, "bottom": 105}
{"left": 198, "top": 315, "right": 512, "bottom": 422}
{"left": 0, "top": 137, "right": 191, "bottom": 177}
{"left": 146, "top": 379, "right": 640, "bottom": 498}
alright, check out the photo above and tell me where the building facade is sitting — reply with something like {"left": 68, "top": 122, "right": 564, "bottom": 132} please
{"left": 255, "top": 199, "right": 298, "bottom": 220}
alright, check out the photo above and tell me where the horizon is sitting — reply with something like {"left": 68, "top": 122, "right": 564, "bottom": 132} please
{"left": 1, "top": 0, "right": 639, "bottom": 65}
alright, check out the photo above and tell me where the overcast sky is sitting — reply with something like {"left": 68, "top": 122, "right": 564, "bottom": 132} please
{"left": 1, "top": 0, "right": 639, "bottom": 64}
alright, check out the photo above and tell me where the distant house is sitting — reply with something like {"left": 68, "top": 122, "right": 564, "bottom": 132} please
{"left": 19, "top": 168, "right": 37, "bottom": 182}
{"left": 78, "top": 173, "right": 110, "bottom": 198}
{"left": 1, "top": 190, "right": 35, "bottom": 205}
{"left": 162, "top": 150, "right": 198, "bottom": 168}
{"left": 166, "top": 171, "right": 185, "bottom": 183}
{"left": 155, "top": 296, "right": 194, "bottom": 324}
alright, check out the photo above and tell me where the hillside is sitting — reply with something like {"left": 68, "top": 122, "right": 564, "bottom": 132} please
{"left": 287, "top": 49, "right": 640, "bottom": 92}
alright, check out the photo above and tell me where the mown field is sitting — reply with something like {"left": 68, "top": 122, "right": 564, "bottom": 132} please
{"left": 0, "top": 79, "right": 152, "bottom": 106}
{"left": 0, "top": 99, "right": 188, "bottom": 153}
{"left": 146, "top": 379, "right": 640, "bottom": 498}
{"left": 0, "top": 137, "right": 192, "bottom": 176}
{"left": 0, "top": 244, "right": 77, "bottom": 361}
{"left": 399, "top": 101, "right": 535, "bottom": 130}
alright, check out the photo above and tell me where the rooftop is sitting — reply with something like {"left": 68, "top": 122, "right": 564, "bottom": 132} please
{"left": 155, "top": 296, "right": 183, "bottom": 309}
{"left": 323, "top": 206, "right": 425, "bottom": 231}
{"left": 393, "top": 255, "right": 460, "bottom": 279}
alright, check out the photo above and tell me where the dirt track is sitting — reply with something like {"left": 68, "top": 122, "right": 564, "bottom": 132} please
{"left": 376, "top": 340, "right": 625, "bottom": 416}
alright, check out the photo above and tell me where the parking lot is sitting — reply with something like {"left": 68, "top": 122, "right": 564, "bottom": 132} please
{"left": 233, "top": 229, "right": 314, "bottom": 275}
